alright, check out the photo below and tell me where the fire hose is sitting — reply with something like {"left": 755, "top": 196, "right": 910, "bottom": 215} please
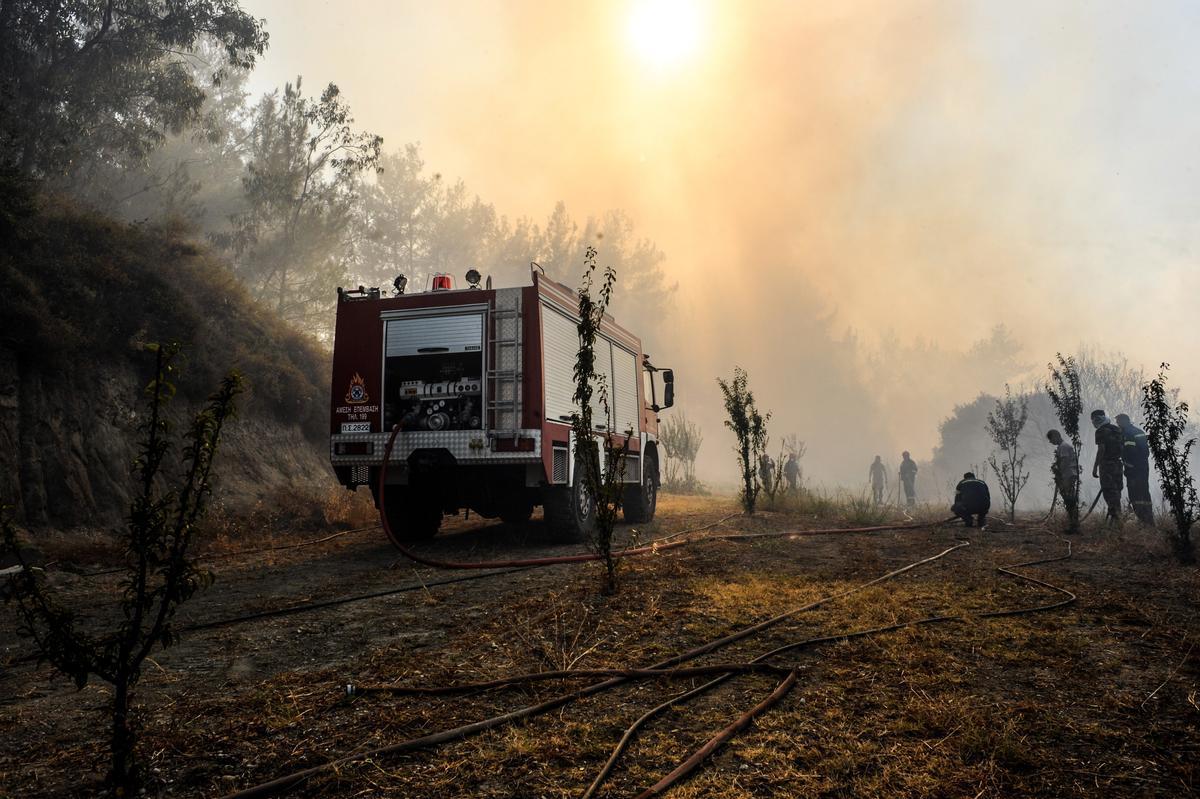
{"left": 589, "top": 537, "right": 1076, "bottom": 798}
{"left": 219, "top": 541, "right": 969, "bottom": 799}
{"left": 219, "top": 531, "right": 1076, "bottom": 799}
{"left": 338, "top": 536, "right": 1075, "bottom": 799}
{"left": 3, "top": 511, "right": 952, "bottom": 671}
{"left": 1080, "top": 489, "right": 1104, "bottom": 521}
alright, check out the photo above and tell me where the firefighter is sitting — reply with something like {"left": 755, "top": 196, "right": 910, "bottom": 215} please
{"left": 759, "top": 453, "right": 775, "bottom": 494}
{"left": 952, "top": 472, "right": 991, "bottom": 528}
{"left": 1091, "top": 409, "right": 1125, "bottom": 523}
{"left": 1115, "top": 413, "right": 1155, "bottom": 525}
{"left": 1046, "top": 430, "right": 1080, "bottom": 532}
{"left": 869, "top": 455, "right": 886, "bottom": 505}
{"left": 784, "top": 454, "right": 801, "bottom": 492}
{"left": 899, "top": 451, "right": 918, "bottom": 507}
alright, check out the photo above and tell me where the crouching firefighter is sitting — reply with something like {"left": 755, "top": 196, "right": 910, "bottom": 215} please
{"left": 1091, "top": 409, "right": 1125, "bottom": 524}
{"left": 1116, "top": 413, "right": 1155, "bottom": 525}
{"left": 952, "top": 472, "right": 991, "bottom": 528}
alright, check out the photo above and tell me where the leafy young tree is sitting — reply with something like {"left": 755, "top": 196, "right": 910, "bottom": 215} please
{"left": 0, "top": 344, "right": 242, "bottom": 792}
{"left": 224, "top": 77, "right": 382, "bottom": 333}
{"left": 718, "top": 366, "right": 770, "bottom": 515}
{"left": 570, "top": 246, "right": 628, "bottom": 594}
{"left": 1046, "top": 353, "right": 1083, "bottom": 532}
{"left": 986, "top": 384, "right": 1031, "bottom": 521}
{"left": 1141, "top": 364, "right": 1197, "bottom": 562}
{"left": 0, "top": 0, "right": 267, "bottom": 177}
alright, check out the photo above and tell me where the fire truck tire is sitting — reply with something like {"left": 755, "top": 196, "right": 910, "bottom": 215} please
{"left": 542, "top": 465, "right": 595, "bottom": 544}
{"left": 382, "top": 487, "right": 441, "bottom": 542}
{"left": 623, "top": 454, "right": 658, "bottom": 524}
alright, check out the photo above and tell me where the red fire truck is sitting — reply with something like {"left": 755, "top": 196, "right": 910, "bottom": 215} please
{"left": 328, "top": 270, "right": 675, "bottom": 543}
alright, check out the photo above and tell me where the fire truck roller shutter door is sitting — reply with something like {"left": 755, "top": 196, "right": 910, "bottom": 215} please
{"left": 613, "top": 343, "right": 639, "bottom": 439}
{"left": 385, "top": 313, "right": 483, "bottom": 356}
{"left": 542, "top": 305, "right": 579, "bottom": 423}
{"left": 590, "top": 338, "right": 615, "bottom": 428}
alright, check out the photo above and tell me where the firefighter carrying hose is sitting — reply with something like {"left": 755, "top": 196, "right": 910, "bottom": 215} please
{"left": 952, "top": 472, "right": 990, "bottom": 528}
{"left": 1091, "top": 409, "right": 1125, "bottom": 524}
{"left": 1115, "top": 413, "right": 1155, "bottom": 525}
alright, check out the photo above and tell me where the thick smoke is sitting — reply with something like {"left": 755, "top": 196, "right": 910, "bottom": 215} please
{"left": 244, "top": 0, "right": 1200, "bottom": 488}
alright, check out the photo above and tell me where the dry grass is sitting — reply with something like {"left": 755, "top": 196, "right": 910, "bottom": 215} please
{"left": 4, "top": 497, "right": 1200, "bottom": 797}
{"left": 13, "top": 483, "right": 379, "bottom": 571}
{"left": 201, "top": 483, "right": 378, "bottom": 555}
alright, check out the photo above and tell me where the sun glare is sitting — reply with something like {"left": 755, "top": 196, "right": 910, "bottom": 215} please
{"left": 626, "top": 0, "right": 704, "bottom": 72}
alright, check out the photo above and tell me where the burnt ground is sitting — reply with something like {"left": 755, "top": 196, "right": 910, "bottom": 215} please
{"left": 2, "top": 494, "right": 1199, "bottom": 798}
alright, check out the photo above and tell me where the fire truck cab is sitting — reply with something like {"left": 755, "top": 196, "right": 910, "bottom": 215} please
{"left": 328, "top": 270, "right": 674, "bottom": 543}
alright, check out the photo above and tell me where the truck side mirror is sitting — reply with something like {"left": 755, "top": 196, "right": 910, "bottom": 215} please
{"left": 662, "top": 369, "right": 675, "bottom": 409}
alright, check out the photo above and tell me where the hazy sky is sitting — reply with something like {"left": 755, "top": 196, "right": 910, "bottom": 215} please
{"left": 242, "top": 0, "right": 1200, "bottom": 482}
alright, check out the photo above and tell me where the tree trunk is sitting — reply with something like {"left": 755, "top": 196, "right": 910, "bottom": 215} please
{"left": 109, "top": 676, "right": 138, "bottom": 792}
{"left": 602, "top": 553, "right": 616, "bottom": 596}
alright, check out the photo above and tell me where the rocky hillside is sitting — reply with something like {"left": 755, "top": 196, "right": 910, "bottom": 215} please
{"left": 0, "top": 176, "right": 334, "bottom": 530}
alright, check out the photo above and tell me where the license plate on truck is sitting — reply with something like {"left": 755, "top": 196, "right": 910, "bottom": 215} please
{"left": 340, "top": 422, "right": 371, "bottom": 433}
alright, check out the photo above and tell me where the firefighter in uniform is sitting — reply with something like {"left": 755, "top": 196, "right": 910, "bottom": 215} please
{"left": 869, "top": 455, "right": 887, "bottom": 504}
{"left": 899, "top": 451, "right": 918, "bottom": 507}
{"left": 952, "top": 472, "right": 990, "bottom": 528}
{"left": 1091, "top": 409, "right": 1125, "bottom": 523}
{"left": 784, "top": 454, "right": 800, "bottom": 492}
{"left": 1116, "top": 413, "right": 1154, "bottom": 525}
{"left": 759, "top": 453, "right": 775, "bottom": 494}
{"left": 1046, "top": 430, "right": 1080, "bottom": 532}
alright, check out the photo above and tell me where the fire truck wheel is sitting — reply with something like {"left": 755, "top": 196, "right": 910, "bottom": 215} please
{"left": 622, "top": 455, "right": 658, "bottom": 524}
{"left": 542, "top": 467, "right": 595, "bottom": 544}
{"left": 381, "top": 488, "right": 441, "bottom": 542}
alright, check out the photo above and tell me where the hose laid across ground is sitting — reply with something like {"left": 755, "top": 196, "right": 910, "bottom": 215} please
{"left": 598, "top": 536, "right": 1077, "bottom": 799}
{"left": 219, "top": 541, "right": 969, "bottom": 799}
{"left": 71, "top": 525, "right": 381, "bottom": 579}
{"left": 254, "top": 534, "right": 1075, "bottom": 799}
{"left": 6, "top": 511, "right": 937, "bottom": 671}
{"left": 0, "top": 568, "right": 534, "bottom": 674}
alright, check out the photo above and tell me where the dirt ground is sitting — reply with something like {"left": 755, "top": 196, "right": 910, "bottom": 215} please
{"left": 2, "top": 493, "right": 1199, "bottom": 798}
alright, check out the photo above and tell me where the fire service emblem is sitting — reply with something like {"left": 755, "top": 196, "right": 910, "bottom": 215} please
{"left": 345, "top": 373, "right": 369, "bottom": 405}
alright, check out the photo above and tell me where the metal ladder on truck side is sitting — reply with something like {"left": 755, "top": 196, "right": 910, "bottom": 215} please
{"left": 487, "top": 288, "right": 523, "bottom": 439}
